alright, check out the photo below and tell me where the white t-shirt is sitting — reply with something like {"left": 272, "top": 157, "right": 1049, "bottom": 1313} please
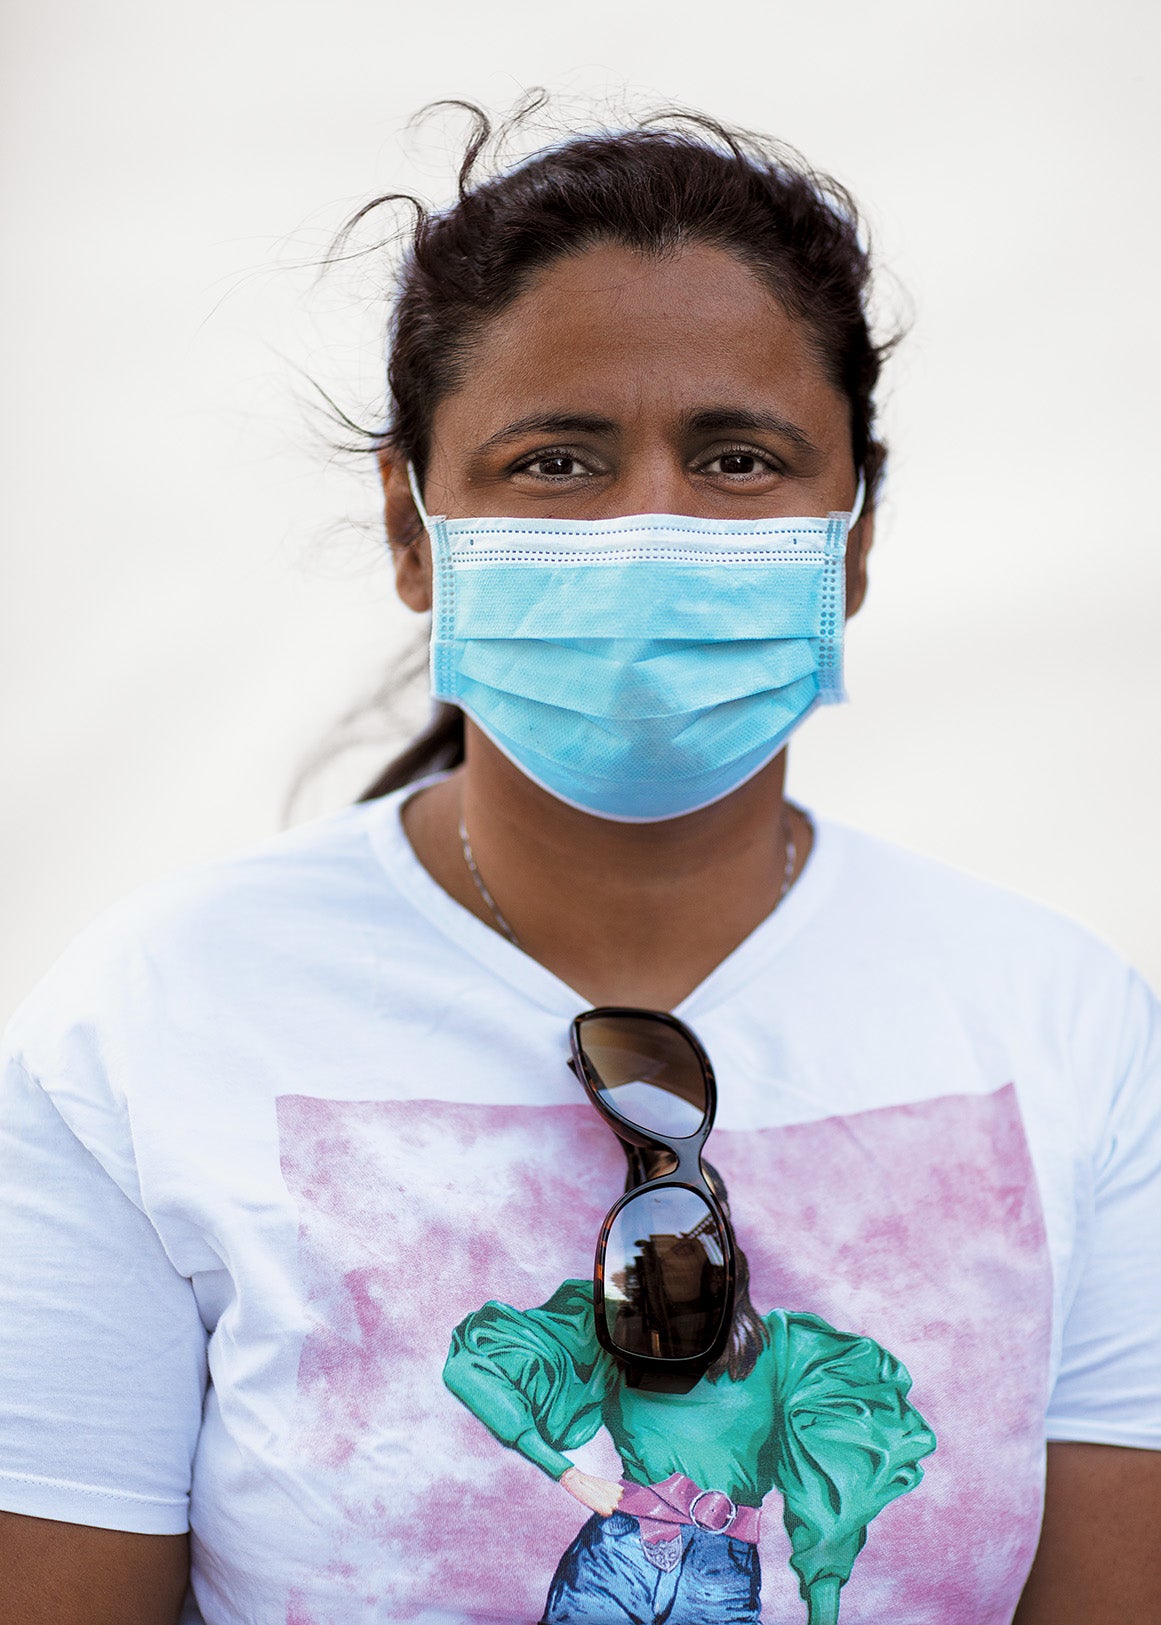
{"left": 2, "top": 785, "right": 1159, "bottom": 1625}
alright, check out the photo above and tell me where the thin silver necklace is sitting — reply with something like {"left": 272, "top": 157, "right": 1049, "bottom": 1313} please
{"left": 458, "top": 809, "right": 805, "bottom": 954}
{"left": 458, "top": 817, "right": 522, "bottom": 947}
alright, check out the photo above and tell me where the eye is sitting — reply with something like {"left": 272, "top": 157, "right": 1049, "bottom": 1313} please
{"left": 513, "top": 450, "right": 596, "bottom": 482}
{"left": 698, "top": 447, "right": 781, "bottom": 479}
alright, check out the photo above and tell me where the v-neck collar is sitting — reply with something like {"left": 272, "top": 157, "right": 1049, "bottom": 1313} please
{"left": 365, "top": 777, "right": 841, "bottom": 1020}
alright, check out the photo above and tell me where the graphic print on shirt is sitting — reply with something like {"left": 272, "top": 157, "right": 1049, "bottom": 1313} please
{"left": 277, "top": 1085, "right": 1051, "bottom": 1625}
{"left": 444, "top": 1161, "right": 936, "bottom": 1625}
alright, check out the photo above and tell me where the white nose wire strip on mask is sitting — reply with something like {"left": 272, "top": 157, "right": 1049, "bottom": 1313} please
{"left": 405, "top": 463, "right": 866, "bottom": 531}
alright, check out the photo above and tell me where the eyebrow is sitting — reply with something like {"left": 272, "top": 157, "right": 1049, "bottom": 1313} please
{"left": 479, "top": 413, "right": 618, "bottom": 449}
{"left": 477, "top": 406, "right": 819, "bottom": 454}
{"left": 681, "top": 407, "right": 818, "bottom": 451}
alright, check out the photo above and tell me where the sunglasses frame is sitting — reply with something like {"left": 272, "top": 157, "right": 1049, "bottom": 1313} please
{"left": 569, "top": 1006, "right": 738, "bottom": 1391}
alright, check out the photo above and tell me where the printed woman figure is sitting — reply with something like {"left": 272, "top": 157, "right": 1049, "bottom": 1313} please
{"left": 444, "top": 1188, "right": 935, "bottom": 1625}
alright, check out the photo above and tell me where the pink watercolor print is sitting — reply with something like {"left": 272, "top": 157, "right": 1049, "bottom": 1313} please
{"left": 277, "top": 1085, "right": 1051, "bottom": 1624}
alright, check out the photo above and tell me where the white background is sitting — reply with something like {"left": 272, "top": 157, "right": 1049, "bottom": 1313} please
{"left": 2, "top": 0, "right": 1159, "bottom": 1021}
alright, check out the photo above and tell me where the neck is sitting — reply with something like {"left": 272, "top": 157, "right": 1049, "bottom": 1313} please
{"left": 401, "top": 723, "right": 809, "bottom": 1009}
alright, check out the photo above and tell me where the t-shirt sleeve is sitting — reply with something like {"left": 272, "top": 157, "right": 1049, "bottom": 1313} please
{"left": 0, "top": 1053, "right": 208, "bottom": 1533}
{"left": 1045, "top": 968, "right": 1161, "bottom": 1449}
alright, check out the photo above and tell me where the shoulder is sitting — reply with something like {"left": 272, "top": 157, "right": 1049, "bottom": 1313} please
{"left": 3, "top": 797, "right": 402, "bottom": 1103}
{"left": 820, "top": 817, "right": 1110, "bottom": 949}
{"left": 806, "top": 818, "right": 1159, "bottom": 1148}
{"left": 813, "top": 815, "right": 1151, "bottom": 1020}
{"left": 16, "top": 796, "right": 387, "bottom": 985}
{"left": 450, "top": 1282, "right": 599, "bottom": 1359}
{"left": 458, "top": 1280, "right": 595, "bottom": 1330}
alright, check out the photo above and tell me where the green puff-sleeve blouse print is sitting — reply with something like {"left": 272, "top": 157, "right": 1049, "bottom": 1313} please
{"left": 444, "top": 1280, "right": 935, "bottom": 1623}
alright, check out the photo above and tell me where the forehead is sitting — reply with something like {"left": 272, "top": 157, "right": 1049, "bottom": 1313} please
{"left": 431, "top": 240, "right": 849, "bottom": 448}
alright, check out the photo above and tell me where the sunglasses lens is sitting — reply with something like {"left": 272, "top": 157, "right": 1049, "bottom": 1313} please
{"left": 601, "top": 1186, "right": 729, "bottom": 1361}
{"left": 576, "top": 1014, "right": 708, "bottom": 1137}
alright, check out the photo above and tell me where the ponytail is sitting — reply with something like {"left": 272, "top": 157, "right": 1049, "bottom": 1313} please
{"left": 357, "top": 703, "right": 464, "bottom": 801}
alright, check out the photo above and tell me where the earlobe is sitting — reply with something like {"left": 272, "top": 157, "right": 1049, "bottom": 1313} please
{"left": 394, "top": 540, "right": 434, "bottom": 614}
{"left": 380, "top": 454, "right": 434, "bottom": 613}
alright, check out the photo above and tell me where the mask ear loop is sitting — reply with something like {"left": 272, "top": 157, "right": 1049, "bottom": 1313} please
{"left": 406, "top": 460, "right": 442, "bottom": 530}
{"left": 849, "top": 470, "right": 866, "bottom": 529}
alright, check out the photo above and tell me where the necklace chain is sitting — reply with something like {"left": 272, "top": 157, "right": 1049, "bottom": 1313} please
{"left": 458, "top": 818, "right": 522, "bottom": 947}
{"left": 458, "top": 809, "right": 804, "bottom": 954}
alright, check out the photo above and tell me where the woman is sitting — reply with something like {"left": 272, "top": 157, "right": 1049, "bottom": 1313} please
{"left": 1, "top": 109, "right": 1158, "bottom": 1625}
{"left": 444, "top": 1166, "right": 936, "bottom": 1624}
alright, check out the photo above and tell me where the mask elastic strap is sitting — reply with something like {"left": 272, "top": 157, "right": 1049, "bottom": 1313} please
{"left": 406, "top": 460, "right": 439, "bottom": 529}
{"left": 849, "top": 470, "right": 866, "bottom": 529}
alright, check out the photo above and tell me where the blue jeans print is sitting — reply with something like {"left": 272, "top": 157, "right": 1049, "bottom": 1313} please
{"left": 542, "top": 1511, "right": 761, "bottom": 1625}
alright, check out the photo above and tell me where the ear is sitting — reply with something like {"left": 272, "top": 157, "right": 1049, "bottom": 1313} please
{"left": 379, "top": 453, "right": 433, "bottom": 613}
{"left": 844, "top": 505, "right": 875, "bottom": 619}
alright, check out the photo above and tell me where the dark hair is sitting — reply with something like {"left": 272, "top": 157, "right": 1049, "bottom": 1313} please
{"left": 350, "top": 101, "right": 895, "bottom": 800}
{"left": 702, "top": 1160, "right": 769, "bottom": 1383}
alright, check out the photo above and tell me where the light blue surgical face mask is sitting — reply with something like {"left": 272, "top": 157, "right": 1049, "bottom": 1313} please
{"left": 407, "top": 465, "right": 864, "bottom": 822}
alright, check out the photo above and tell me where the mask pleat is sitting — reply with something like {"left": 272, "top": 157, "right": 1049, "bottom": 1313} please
{"left": 452, "top": 636, "right": 819, "bottom": 719}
